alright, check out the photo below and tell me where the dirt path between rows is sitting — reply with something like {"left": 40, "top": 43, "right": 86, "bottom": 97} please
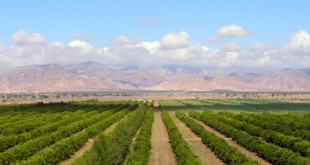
{"left": 169, "top": 111, "right": 224, "bottom": 165}
{"left": 59, "top": 121, "right": 119, "bottom": 165}
{"left": 148, "top": 111, "right": 177, "bottom": 165}
{"left": 191, "top": 116, "right": 271, "bottom": 165}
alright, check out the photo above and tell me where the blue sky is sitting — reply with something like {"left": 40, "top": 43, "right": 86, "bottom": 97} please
{"left": 1, "top": 0, "right": 309, "bottom": 46}
{"left": 0, "top": 1, "right": 310, "bottom": 71}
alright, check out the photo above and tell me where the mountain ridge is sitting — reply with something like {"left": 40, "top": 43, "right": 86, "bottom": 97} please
{"left": 0, "top": 62, "right": 309, "bottom": 93}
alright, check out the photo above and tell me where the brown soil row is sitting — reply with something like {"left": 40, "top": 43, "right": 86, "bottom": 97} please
{"left": 190, "top": 115, "right": 271, "bottom": 165}
{"left": 169, "top": 111, "right": 224, "bottom": 165}
{"left": 148, "top": 111, "right": 177, "bottom": 165}
{"left": 61, "top": 109, "right": 270, "bottom": 165}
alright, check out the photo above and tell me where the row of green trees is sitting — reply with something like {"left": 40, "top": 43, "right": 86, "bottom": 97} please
{"left": 162, "top": 111, "right": 201, "bottom": 165}
{"left": 0, "top": 103, "right": 121, "bottom": 131}
{"left": 125, "top": 108, "right": 154, "bottom": 165}
{"left": 245, "top": 112, "right": 310, "bottom": 131}
{"left": 217, "top": 112, "right": 310, "bottom": 156}
{"left": 73, "top": 103, "right": 148, "bottom": 165}
{"left": 176, "top": 112, "right": 258, "bottom": 164}
{"left": 0, "top": 111, "right": 65, "bottom": 135}
{"left": 0, "top": 110, "right": 90, "bottom": 152}
{"left": 0, "top": 104, "right": 134, "bottom": 165}
{"left": 190, "top": 112, "right": 310, "bottom": 165}
{"left": 229, "top": 112, "right": 310, "bottom": 141}
{"left": 0, "top": 111, "right": 52, "bottom": 127}
{"left": 18, "top": 108, "right": 132, "bottom": 165}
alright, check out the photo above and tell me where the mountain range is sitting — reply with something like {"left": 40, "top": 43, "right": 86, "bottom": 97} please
{"left": 0, "top": 62, "right": 309, "bottom": 93}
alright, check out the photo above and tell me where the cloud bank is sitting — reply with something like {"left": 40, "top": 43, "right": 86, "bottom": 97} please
{"left": 0, "top": 28, "right": 309, "bottom": 72}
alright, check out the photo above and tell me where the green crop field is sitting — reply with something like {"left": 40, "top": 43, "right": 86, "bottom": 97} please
{"left": 0, "top": 99, "right": 310, "bottom": 165}
{"left": 161, "top": 99, "right": 310, "bottom": 113}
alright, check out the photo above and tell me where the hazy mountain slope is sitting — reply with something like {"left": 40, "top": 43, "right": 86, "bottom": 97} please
{"left": 147, "top": 74, "right": 256, "bottom": 91}
{"left": 0, "top": 64, "right": 134, "bottom": 93}
{"left": 65, "top": 61, "right": 115, "bottom": 79}
{"left": 110, "top": 65, "right": 199, "bottom": 88}
{"left": 0, "top": 62, "right": 309, "bottom": 93}
{"left": 149, "top": 69, "right": 310, "bottom": 91}
{"left": 228, "top": 72, "right": 260, "bottom": 83}
{"left": 252, "top": 69, "right": 310, "bottom": 91}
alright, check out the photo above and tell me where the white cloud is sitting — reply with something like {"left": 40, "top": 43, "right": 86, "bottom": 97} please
{"left": 226, "top": 52, "right": 240, "bottom": 61}
{"left": 158, "top": 48, "right": 192, "bottom": 60}
{"left": 137, "top": 41, "right": 161, "bottom": 54}
{"left": 161, "top": 31, "right": 190, "bottom": 49}
{"left": 139, "top": 32, "right": 219, "bottom": 61}
{"left": 286, "top": 30, "right": 310, "bottom": 54}
{"left": 96, "top": 47, "right": 109, "bottom": 55}
{"left": 220, "top": 52, "right": 240, "bottom": 67}
{"left": 250, "top": 42, "right": 273, "bottom": 51}
{"left": 68, "top": 40, "right": 94, "bottom": 55}
{"left": 217, "top": 25, "right": 248, "bottom": 37}
{"left": 11, "top": 30, "right": 46, "bottom": 45}
{"left": 222, "top": 42, "right": 241, "bottom": 51}
{"left": 1, "top": 29, "right": 310, "bottom": 71}
{"left": 258, "top": 56, "right": 270, "bottom": 65}
{"left": 112, "top": 35, "right": 138, "bottom": 45}
{"left": 208, "top": 25, "right": 248, "bottom": 43}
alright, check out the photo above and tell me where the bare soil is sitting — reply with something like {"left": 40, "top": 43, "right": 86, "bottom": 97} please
{"left": 169, "top": 111, "right": 224, "bottom": 165}
{"left": 3, "top": 92, "right": 310, "bottom": 105}
{"left": 192, "top": 117, "right": 271, "bottom": 165}
{"left": 148, "top": 111, "right": 177, "bottom": 165}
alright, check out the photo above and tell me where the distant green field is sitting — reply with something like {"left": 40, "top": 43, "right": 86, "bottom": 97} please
{"left": 160, "top": 99, "right": 310, "bottom": 114}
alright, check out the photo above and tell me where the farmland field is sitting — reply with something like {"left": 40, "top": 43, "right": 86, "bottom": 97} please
{"left": 0, "top": 99, "right": 310, "bottom": 164}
